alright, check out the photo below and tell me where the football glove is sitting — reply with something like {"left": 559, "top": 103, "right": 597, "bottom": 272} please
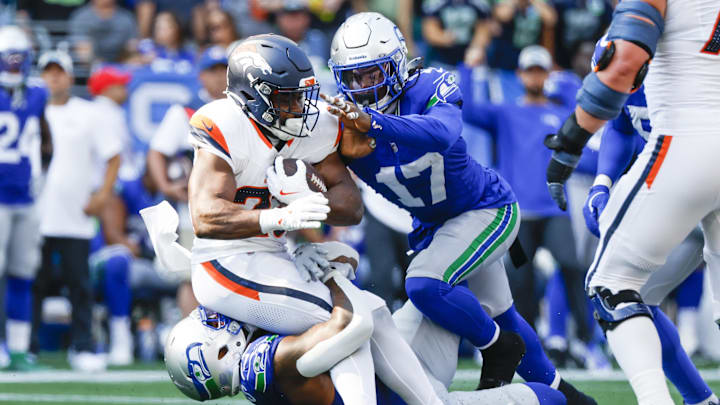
{"left": 259, "top": 193, "right": 330, "bottom": 233}
{"left": 583, "top": 185, "right": 610, "bottom": 237}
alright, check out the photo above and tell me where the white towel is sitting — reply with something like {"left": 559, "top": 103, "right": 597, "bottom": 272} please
{"left": 139, "top": 201, "right": 192, "bottom": 278}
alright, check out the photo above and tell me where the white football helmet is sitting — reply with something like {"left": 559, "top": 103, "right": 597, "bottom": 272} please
{"left": 164, "top": 307, "right": 247, "bottom": 401}
{"left": 329, "top": 12, "right": 409, "bottom": 111}
{"left": 0, "top": 26, "right": 32, "bottom": 89}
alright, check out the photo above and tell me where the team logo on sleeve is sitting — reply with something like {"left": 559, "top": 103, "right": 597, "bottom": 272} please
{"left": 427, "top": 72, "right": 459, "bottom": 109}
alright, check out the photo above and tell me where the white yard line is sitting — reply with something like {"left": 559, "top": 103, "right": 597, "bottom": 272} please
{"left": 1, "top": 368, "right": 720, "bottom": 385}
{"left": 0, "top": 393, "right": 243, "bottom": 404}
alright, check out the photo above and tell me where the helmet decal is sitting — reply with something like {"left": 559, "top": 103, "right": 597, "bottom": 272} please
{"left": 232, "top": 51, "right": 272, "bottom": 78}
{"left": 186, "top": 342, "right": 223, "bottom": 400}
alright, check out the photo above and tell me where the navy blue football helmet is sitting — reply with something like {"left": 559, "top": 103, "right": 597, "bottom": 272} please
{"left": 226, "top": 34, "right": 320, "bottom": 140}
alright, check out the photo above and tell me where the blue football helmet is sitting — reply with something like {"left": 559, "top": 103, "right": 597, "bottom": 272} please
{"left": 0, "top": 26, "right": 32, "bottom": 89}
{"left": 329, "top": 12, "right": 409, "bottom": 111}
{"left": 164, "top": 306, "right": 247, "bottom": 401}
{"left": 225, "top": 34, "right": 320, "bottom": 141}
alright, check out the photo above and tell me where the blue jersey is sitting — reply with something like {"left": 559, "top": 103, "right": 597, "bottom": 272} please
{"left": 90, "top": 176, "right": 161, "bottom": 258}
{"left": 348, "top": 68, "right": 515, "bottom": 251}
{"left": 0, "top": 85, "right": 47, "bottom": 205}
{"left": 240, "top": 334, "right": 292, "bottom": 405}
{"left": 461, "top": 97, "right": 571, "bottom": 218}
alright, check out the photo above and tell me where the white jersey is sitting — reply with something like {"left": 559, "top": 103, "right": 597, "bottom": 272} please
{"left": 644, "top": 0, "right": 720, "bottom": 137}
{"left": 188, "top": 98, "right": 341, "bottom": 263}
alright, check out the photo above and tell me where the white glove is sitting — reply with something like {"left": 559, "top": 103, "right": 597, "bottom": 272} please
{"left": 266, "top": 156, "right": 318, "bottom": 205}
{"left": 259, "top": 193, "right": 330, "bottom": 233}
{"left": 317, "top": 241, "right": 359, "bottom": 283}
{"left": 293, "top": 243, "right": 330, "bottom": 282}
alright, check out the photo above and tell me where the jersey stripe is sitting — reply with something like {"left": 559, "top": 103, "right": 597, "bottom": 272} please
{"left": 203, "top": 260, "right": 333, "bottom": 312}
{"left": 190, "top": 114, "right": 230, "bottom": 156}
{"left": 585, "top": 135, "right": 666, "bottom": 289}
{"left": 248, "top": 117, "right": 273, "bottom": 149}
{"left": 202, "top": 261, "right": 260, "bottom": 300}
{"left": 645, "top": 136, "right": 672, "bottom": 188}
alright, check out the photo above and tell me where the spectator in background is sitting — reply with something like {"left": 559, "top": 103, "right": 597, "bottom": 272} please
{"left": 210, "top": 0, "right": 273, "bottom": 38}
{"left": 460, "top": 46, "right": 593, "bottom": 356}
{"left": 273, "top": 1, "right": 329, "bottom": 67}
{"left": 137, "top": 11, "right": 194, "bottom": 64}
{"left": 69, "top": 0, "right": 138, "bottom": 62}
{"left": 205, "top": 8, "right": 239, "bottom": 50}
{"left": 35, "top": 58, "right": 124, "bottom": 372}
{"left": 552, "top": 0, "right": 611, "bottom": 69}
{"left": 486, "top": 0, "right": 557, "bottom": 70}
{"left": 135, "top": 0, "right": 205, "bottom": 41}
{"left": 146, "top": 46, "right": 227, "bottom": 316}
{"left": 17, "top": 0, "right": 88, "bottom": 21}
{"left": 420, "top": 0, "right": 492, "bottom": 68}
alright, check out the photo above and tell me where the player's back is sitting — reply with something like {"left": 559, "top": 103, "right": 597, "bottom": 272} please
{"left": 644, "top": 0, "right": 720, "bottom": 137}
{"left": 0, "top": 84, "right": 47, "bottom": 205}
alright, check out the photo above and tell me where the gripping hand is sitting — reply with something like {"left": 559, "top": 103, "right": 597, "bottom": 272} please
{"left": 259, "top": 193, "right": 330, "bottom": 233}
{"left": 583, "top": 185, "right": 610, "bottom": 237}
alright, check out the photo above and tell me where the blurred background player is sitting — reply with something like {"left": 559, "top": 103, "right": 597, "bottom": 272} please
{"left": 34, "top": 61, "right": 125, "bottom": 372}
{"left": 0, "top": 25, "right": 51, "bottom": 371}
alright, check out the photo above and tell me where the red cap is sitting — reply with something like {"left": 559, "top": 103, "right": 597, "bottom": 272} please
{"left": 87, "top": 66, "right": 131, "bottom": 96}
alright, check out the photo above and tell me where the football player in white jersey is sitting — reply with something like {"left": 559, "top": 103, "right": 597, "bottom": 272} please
{"left": 186, "top": 34, "right": 389, "bottom": 404}
{"left": 544, "top": 1, "right": 720, "bottom": 404}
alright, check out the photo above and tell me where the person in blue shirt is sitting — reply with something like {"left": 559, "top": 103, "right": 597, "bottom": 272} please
{"left": 461, "top": 45, "right": 595, "bottom": 359}
{"left": 579, "top": 35, "right": 719, "bottom": 405}
{"left": 0, "top": 26, "right": 52, "bottom": 371}
{"left": 326, "top": 12, "right": 595, "bottom": 405}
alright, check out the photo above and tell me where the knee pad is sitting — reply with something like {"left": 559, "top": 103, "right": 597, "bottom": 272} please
{"left": 590, "top": 287, "right": 652, "bottom": 332}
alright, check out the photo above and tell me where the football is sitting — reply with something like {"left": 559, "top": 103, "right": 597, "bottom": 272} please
{"left": 282, "top": 158, "right": 328, "bottom": 193}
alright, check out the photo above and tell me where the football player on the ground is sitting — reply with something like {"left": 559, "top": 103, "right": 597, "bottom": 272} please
{"left": 325, "top": 12, "right": 594, "bottom": 405}
{"left": 543, "top": 0, "right": 720, "bottom": 403}
{"left": 163, "top": 243, "right": 567, "bottom": 405}
{"left": 0, "top": 26, "right": 52, "bottom": 371}
{"left": 580, "top": 34, "right": 718, "bottom": 405}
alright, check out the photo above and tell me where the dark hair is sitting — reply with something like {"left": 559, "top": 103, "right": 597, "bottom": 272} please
{"left": 154, "top": 11, "right": 185, "bottom": 49}
{"left": 209, "top": 9, "right": 240, "bottom": 43}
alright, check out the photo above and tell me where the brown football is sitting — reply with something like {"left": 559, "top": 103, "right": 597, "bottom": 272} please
{"left": 282, "top": 158, "right": 328, "bottom": 193}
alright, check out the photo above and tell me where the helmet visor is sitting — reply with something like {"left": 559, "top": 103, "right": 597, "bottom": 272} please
{"left": 265, "top": 82, "right": 320, "bottom": 138}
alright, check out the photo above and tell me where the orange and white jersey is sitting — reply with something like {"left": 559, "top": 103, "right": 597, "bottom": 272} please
{"left": 187, "top": 98, "right": 341, "bottom": 263}
{"left": 644, "top": 0, "right": 720, "bottom": 137}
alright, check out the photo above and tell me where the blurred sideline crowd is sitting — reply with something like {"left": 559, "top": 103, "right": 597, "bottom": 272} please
{"left": 0, "top": 0, "right": 717, "bottom": 374}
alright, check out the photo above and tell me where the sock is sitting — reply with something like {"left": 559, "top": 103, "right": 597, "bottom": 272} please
{"left": 545, "top": 271, "right": 569, "bottom": 339}
{"left": 526, "top": 382, "right": 567, "bottom": 405}
{"left": 6, "top": 276, "right": 33, "bottom": 353}
{"left": 406, "top": 277, "right": 498, "bottom": 348}
{"left": 104, "top": 254, "right": 131, "bottom": 317}
{"left": 369, "top": 306, "right": 442, "bottom": 405}
{"left": 606, "top": 315, "right": 674, "bottom": 405}
{"left": 651, "top": 306, "right": 714, "bottom": 405}
{"left": 330, "top": 341, "right": 376, "bottom": 405}
{"left": 494, "top": 305, "right": 558, "bottom": 386}
{"left": 109, "top": 316, "right": 132, "bottom": 351}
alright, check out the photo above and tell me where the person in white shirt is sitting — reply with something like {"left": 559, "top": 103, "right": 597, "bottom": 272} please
{"left": 34, "top": 57, "right": 123, "bottom": 372}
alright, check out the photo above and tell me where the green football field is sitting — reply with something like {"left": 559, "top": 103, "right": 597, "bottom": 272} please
{"left": 0, "top": 354, "right": 717, "bottom": 404}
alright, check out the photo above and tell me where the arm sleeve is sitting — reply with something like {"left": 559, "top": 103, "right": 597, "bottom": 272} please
{"left": 365, "top": 102, "right": 463, "bottom": 152}
{"left": 596, "top": 122, "right": 637, "bottom": 184}
{"left": 461, "top": 101, "right": 499, "bottom": 135}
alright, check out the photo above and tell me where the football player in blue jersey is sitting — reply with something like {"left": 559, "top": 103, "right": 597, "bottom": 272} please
{"left": 579, "top": 35, "right": 719, "bottom": 405}
{"left": 324, "top": 12, "right": 594, "bottom": 405}
{"left": 162, "top": 247, "right": 567, "bottom": 405}
{"left": 0, "top": 25, "right": 52, "bottom": 371}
